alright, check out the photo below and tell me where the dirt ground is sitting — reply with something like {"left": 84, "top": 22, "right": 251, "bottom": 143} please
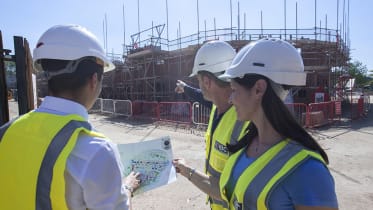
{"left": 6, "top": 99, "right": 373, "bottom": 209}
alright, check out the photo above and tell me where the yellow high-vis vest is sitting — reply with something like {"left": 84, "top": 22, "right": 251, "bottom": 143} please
{"left": 219, "top": 139, "right": 326, "bottom": 210}
{"left": 205, "top": 105, "right": 250, "bottom": 210}
{"left": 0, "top": 111, "right": 106, "bottom": 210}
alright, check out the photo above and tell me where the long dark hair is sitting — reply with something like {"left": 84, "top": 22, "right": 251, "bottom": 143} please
{"left": 227, "top": 74, "right": 329, "bottom": 164}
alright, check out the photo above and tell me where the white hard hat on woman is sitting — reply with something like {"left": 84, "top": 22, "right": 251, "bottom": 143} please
{"left": 220, "top": 38, "right": 306, "bottom": 86}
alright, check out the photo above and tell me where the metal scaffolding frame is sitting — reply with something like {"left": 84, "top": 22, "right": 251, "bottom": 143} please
{"left": 101, "top": 25, "right": 349, "bottom": 103}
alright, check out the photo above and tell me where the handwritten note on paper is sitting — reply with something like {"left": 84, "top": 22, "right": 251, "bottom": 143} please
{"left": 117, "top": 136, "right": 176, "bottom": 195}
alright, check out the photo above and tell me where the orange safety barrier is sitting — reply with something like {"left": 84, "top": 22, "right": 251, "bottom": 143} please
{"left": 92, "top": 99, "right": 373, "bottom": 127}
{"left": 159, "top": 102, "right": 192, "bottom": 124}
{"left": 333, "top": 100, "right": 342, "bottom": 121}
{"left": 307, "top": 102, "right": 334, "bottom": 128}
{"left": 132, "top": 101, "right": 160, "bottom": 120}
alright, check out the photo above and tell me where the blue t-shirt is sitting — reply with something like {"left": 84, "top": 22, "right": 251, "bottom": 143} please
{"left": 226, "top": 150, "right": 338, "bottom": 209}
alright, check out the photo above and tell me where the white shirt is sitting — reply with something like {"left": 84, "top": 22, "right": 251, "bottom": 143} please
{"left": 37, "top": 96, "right": 129, "bottom": 210}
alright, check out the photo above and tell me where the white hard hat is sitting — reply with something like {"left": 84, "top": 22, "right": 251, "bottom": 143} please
{"left": 220, "top": 38, "right": 306, "bottom": 86}
{"left": 33, "top": 24, "right": 115, "bottom": 72}
{"left": 189, "top": 40, "right": 236, "bottom": 77}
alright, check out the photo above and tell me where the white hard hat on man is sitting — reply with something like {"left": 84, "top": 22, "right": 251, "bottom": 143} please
{"left": 190, "top": 40, "right": 236, "bottom": 77}
{"left": 220, "top": 38, "right": 306, "bottom": 86}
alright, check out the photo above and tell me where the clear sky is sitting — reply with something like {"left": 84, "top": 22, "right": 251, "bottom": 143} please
{"left": 1, "top": 0, "right": 371, "bottom": 71}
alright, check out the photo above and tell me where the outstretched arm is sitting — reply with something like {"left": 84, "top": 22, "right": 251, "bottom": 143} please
{"left": 173, "top": 158, "right": 221, "bottom": 200}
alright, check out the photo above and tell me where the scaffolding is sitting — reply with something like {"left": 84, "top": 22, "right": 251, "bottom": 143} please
{"left": 100, "top": 24, "right": 349, "bottom": 103}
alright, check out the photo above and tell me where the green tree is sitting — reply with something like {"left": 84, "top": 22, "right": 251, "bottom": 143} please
{"left": 346, "top": 60, "right": 370, "bottom": 86}
{"left": 367, "top": 70, "right": 373, "bottom": 86}
{"left": 368, "top": 69, "right": 373, "bottom": 78}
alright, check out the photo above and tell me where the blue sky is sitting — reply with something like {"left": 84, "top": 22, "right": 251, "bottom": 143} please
{"left": 1, "top": 0, "right": 371, "bottom": 71}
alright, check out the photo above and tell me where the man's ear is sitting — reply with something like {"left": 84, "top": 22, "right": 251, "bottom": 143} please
{"left": 202, "top": 75, "right": 212, "bottom": 88}
{"left": 89, "top": 72, "right": 99, "bottom": 89}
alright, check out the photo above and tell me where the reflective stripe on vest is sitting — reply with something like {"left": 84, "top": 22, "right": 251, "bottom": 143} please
{"left": 229, "top": 120, "right": 245, "bottom": 146}
{"left": 220, "top": 140, "right": 325, "bottom": 210}
{"left": 205, "top": 105, "right": 250, "bottom": 210}
{"left": 36, "top": 120, "right": 91, "bottom": 210}
{"left": 0, "top": 111, "right": 105, "bottom": 210}
{"left": 205, "top": 106, "right": 249, "bottom": 175}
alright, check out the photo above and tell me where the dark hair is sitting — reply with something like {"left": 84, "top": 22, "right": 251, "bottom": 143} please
{"left": 41, "top": 56, "right": 104, "bottom": 95}
{"left": 227, "top": 74, "right": 329, "bottom": 164}
{"left": 198, "top": 71, "right": 230, "bottom": 88}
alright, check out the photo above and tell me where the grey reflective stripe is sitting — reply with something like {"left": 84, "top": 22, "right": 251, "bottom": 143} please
{"left": 230, "top": 121, "right": 244, "bottom": 145}
{"left": 36, "top": 120, "right": 91, "bottom": 210}
{"left": 210, "top": 197, "right": 229, "bottom": 208}
{"left": 242, "top": 142, "right": 304, "bottom": 210}
{"left": 206, "top": 161, "right": 221, "bottom": 178}
{"left": 0, "top": 116, "right": 21, "bottom": 143}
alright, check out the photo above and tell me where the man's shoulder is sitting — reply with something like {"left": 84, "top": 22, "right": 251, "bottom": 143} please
{"left": 71, "top": 133, "right": 116, "bottom": 160}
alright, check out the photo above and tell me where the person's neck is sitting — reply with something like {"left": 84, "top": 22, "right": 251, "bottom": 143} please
{"left": 253, "top": 110, "right": 284, "bottom": 146}
{"left": 52, "top": 92, "right": 89, "bottom": 110}
{"left": 215, "top": 101, "right": 231, "bottom": 115}
{"left": 212, "top": 87, "right": 232, "bottom": 115}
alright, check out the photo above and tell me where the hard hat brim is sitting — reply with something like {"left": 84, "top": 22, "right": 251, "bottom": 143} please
{"left": 219, "top": 70, "right": 307, "bottom": 86}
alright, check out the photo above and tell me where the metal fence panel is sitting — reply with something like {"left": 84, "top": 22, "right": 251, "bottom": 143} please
{"left": 102, "top": 99, "right": 115, "bottom": 114}
{"left": 114, "top": 100, "right": 132, "bottom": 117}
{"left": 159, "top": 102, "right": 191, "bottom": 124}
{"left": 192, "top": 102, "right": 211, "bottom": 126}
{"left": 285, "top": 103, "right": 307, "bottom": 127}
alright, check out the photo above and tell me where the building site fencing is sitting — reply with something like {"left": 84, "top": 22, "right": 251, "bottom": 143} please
{"left": 192, "top": 102, "right": 211, "bottom": 126}
{"left": 91, "top": 98, "right": 132, "bottom": 117}
{"left": 90, "top": 99, "right": 370, "bottom": 128}
{"left": 132, "top": 101, "right": 159, "bottom": 120}
{"left": 286, "top": 103, "right": 308, "bottom": 126}
{"left": 307, "top": 101, "right": 335, "bottom": 128}
{"left": 351, "top": 96, "right": 370, "bottom": 119}
{"left": 159, "top": 102, "right": 192, "bottom": 124}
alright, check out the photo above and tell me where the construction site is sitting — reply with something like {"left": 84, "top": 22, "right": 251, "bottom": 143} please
{"left": 1, "top": 1, "right": 373, "bottom": 210}
{"left": 91, "top": 21, "right": 364, "bottom": 128}
{"left": 2, "top": 12, "right": 370, "bottom": 128}
{"left": 100, "top": 25, "right": 349, "bottom": 103}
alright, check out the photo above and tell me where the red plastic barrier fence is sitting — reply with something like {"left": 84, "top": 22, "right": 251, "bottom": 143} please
{"left": 131, "top": 101, "right": 159, "bottom": 120}
{"left": 307, "top": 102, "right": 334, "bottom": 127}
{"left": 333, "top": 100, "right": 342, "bottom": 121}
{"left": 159, "top": 102, "right": 192, "bottom": 124}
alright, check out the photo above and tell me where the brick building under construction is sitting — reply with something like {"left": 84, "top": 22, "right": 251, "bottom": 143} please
{"left": 100, "top": 24, "right": 349, "bottom": 104}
